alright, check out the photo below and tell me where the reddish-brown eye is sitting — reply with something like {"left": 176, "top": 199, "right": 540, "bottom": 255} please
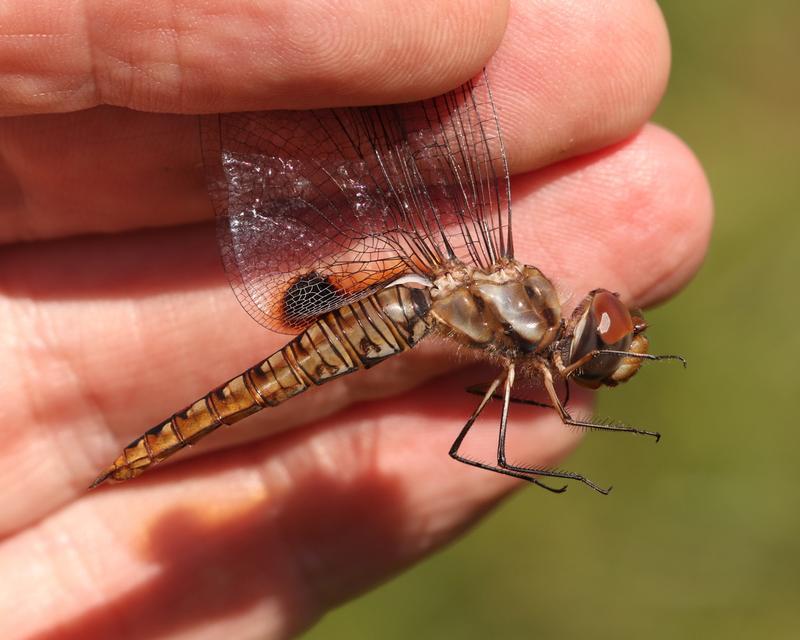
{"left": 591, "top": 291, "right": 634, "bottom": 345}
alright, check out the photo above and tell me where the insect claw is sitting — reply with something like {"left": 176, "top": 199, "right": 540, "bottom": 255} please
{"left": 537, "top": 480, "right": 568, "bottom": 494}
{"left": 653, "top": 354, "right": 687, "bottom": 368}
{"left": 639, "top": 429, "right": 661, "bottom": 441}
{"left": 582, "top": 476, "right": 613, "bottom": 495}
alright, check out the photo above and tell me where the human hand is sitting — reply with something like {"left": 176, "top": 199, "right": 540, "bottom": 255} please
{"left": 0, "top": 1, "right": 711, "bottom": 638}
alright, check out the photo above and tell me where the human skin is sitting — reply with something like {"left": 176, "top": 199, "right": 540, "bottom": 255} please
{"left": 0, "top": 1, "right": 712, "bottom": 638}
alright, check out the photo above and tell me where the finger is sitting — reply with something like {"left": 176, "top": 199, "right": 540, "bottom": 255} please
{"left": 0, "top": 123, "right": 711, "bottom": 536}
{"left": 492, "top": 0, "right": 671, "bottom": 170}
{"left": 0, "top": 0, "right": 508, "bottom": 116}
{"left": 0, "top": 377, "right": 582, "bottom": 639}
{"left": 0, "top": 0, "right": 671, "bottom": 242}
{"left": 512, "top": 124, "right": 713, "bottom": 308}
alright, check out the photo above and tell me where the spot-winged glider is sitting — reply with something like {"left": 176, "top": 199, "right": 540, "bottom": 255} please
{"left": 92, "top": 71, "right": 682, "bottom": 494}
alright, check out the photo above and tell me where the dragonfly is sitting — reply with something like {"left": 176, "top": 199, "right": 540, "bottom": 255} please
{"left": 91, "top": 71, "right": 683, "bottom": 494}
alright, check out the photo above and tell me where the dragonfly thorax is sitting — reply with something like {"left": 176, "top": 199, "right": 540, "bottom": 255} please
{"left": 429, "top": 261, "right": 562, "bottom": 355}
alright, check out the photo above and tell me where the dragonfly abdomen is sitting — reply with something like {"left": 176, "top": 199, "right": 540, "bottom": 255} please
{"left": 90, "top": 285, "right": 432, "bottom": 486}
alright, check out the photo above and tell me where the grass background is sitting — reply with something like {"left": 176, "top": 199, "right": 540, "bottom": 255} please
{"left": 305, "top": 2, "right": 800, "bottom": 637}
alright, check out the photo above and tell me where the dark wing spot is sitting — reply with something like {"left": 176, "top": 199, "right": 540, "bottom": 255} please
{"left": 283, "top": 272, "right": 344, "bottom": 325}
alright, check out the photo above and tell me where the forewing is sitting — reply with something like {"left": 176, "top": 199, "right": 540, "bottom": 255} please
{"left": 201, "top": 71, "right": 512, "bottom": 334}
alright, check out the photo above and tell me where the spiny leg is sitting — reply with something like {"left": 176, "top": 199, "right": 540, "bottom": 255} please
{"left": 449, "top": 366, "right": 566, "bottom": 494}
{"left": 545, "top": 363, "right": 660, "bottom": 440}
{"left": 560, "top": 349, "right": 686, "bottom": 379}
{"left": 495, "top": 365, "right": 612, "bottom": 495}
{"left": 466, "top": 377, "right": 571, "bottom": 409}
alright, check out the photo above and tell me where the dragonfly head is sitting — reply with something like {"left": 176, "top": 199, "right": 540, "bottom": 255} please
{"left": 558, "top": 289, "right": 650, "bottom": 389}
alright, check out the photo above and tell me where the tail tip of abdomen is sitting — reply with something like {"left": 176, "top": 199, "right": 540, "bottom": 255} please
{"left": 89, "top": 462, "right": 142, "bottom": 489}
{"left": 89, "top": 467, "right": 115, "bottom": 489}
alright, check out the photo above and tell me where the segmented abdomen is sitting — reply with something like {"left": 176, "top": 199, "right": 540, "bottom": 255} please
{"left": 91, "top": 285, "right": 432, "bottom": 486}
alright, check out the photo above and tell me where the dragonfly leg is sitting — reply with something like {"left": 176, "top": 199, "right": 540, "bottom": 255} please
{"left": 540, "top": 363, "right": 660, "bottom": 441}
{"left": 465, "top": 376, "right": 571, "bottom": 409}
{"left": 559, "top": 349, "right": 686, "bottom": 379}
{"left": 450, "top": 364, "right": 567, "bottom": 494}
{"left": 492, "top": 365, "right": 611, "bottom": 495}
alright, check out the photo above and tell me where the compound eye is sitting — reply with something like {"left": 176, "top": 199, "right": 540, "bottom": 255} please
{"left": 591, "top": 291, "right": 634, "bottom": 345}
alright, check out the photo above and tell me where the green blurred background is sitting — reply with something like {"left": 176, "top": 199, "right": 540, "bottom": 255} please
{"left": 306, "top": 2, "right": 800, "bottom": 638}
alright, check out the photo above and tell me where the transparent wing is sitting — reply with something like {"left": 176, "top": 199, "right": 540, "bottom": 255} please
{"left": 200, "top": 70, "right": 512, "bottom": 334}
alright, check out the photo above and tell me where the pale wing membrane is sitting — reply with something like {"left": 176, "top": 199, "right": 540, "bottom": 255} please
{"left": 200, "top": 71, "right": 512, "bottom": 333}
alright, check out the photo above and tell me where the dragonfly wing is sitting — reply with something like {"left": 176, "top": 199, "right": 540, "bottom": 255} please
{"left": 200, "top": 70, "right": 512, "bottom": 334}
